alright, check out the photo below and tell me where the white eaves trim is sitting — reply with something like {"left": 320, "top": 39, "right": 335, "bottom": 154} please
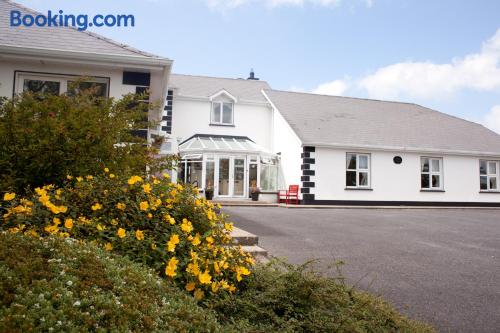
{"left": 303, "top": 142, "right": 500, "bottom": 158}
{"left": 0, "top": 44, "right": 173, "bottom": 70}
{"left": 209, "top": 89, "right": 237, "bottom": 102}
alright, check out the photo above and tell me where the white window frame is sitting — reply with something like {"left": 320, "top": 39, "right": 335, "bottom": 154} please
{"left": 480, "top": 160, "right": 499, "bottom": 192}
{"left": 15, "top": 72, "right": 109, "bottom": 97}
{"left": 210, "top": 101, "right": 234, "bottom": 125}
{"left": 421, "top": 157, "right": 444, "bottom": 190}
{"left": 345, "top": 153, "right": 371, "bottom": 188}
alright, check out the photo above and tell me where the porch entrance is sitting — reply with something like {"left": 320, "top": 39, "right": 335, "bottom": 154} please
{"left": 178, "top": 134, "right": 279, "bottom": 199}
{"left": 216, "top": 156, "right": 246, "bottom": 198}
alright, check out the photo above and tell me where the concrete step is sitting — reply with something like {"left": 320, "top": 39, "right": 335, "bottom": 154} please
{"left": 231, "top": 227, "right": 259, "bottom": 246}
{"left": 241, "top": 245, "right": 269, "bottom": 263}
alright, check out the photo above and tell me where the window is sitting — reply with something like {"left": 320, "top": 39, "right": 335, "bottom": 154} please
{"left": 480, "top": 160, "right": 499, "bottom": 191}
{"left": 179, "top": 156, "right": 203, "bottom": 188}
{"left": 421, "top": 157, "right": 443, "bottom": 190}
{"left": 16, "top": 72, "right": 109, "bottom": 97}
{"left": 211, "top": 101, "right": 233, "bottom": 125}
{"left": 346, "top": 153, "right": 370, "bottom": 188}
{"left": 260, "top": 157, "right": 279, "bottom": 191}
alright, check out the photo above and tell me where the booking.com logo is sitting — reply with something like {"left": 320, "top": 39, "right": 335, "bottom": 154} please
{"left": 10, "top": 10, "right": 135, "bottom": 31}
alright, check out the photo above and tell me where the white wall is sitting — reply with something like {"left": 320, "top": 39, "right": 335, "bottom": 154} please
{"left": 314, "top": 148, "right": 500, "bottom": 203}
{"left": 272, "top": 108, "right": 303, "bottom": 191}
{"left": 171, "top": 97, "right": 273, "bottom": 150}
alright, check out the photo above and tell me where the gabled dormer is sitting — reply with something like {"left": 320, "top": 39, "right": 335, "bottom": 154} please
{"left": 209, "top": 89, "right": 237, "bottom": 126}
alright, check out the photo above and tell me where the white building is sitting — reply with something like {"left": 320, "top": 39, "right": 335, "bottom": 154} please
{"left": 2, "top": 0, "right": 500, "bottom": 206}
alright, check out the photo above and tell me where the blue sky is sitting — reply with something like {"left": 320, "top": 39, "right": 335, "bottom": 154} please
{"left": 17, "top": 0, "right": 500, "bottom": 133}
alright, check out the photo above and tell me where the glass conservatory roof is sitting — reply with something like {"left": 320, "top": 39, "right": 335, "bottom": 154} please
{"left": 179, "top": 135, "right": 273, "bottom": 155}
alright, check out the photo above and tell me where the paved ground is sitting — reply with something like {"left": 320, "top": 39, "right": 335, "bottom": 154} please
{"left": 222, "top": 207, "right": 500, "bottom": 333}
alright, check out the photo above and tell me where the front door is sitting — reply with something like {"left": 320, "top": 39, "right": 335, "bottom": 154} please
{"left": 215, "top": 156, "right": 246, "bottom": 198}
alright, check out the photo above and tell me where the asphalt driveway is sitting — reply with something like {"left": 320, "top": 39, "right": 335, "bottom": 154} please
{"left": 222, "top": 207, "right": 500, "bottom": 333}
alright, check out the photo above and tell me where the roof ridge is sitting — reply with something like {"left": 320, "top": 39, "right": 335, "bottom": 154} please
{"left": 264, "top": 88, "right": 417, "bottom": 106}
{"left": 4, "top": 0, "right": 166, "bottom": 59}
{"left": 172, "top": 73, "right": 270, "bottom": 85}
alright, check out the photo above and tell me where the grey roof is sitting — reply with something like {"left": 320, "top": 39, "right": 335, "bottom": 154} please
{"left": 264, "top": 89, "right": 500, "bottom": 155}
{"left": 169, "top": 74, "right": 271, "bottom": 103}
{"left": 0, "top": 0, "right": 166, "bottom": 59}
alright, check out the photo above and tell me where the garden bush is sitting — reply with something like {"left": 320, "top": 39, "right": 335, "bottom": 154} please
{"left": 0, "top": 88, "right": 175, "bottom": 194}
{"left": 0, "top": 233, "right": 223, "bottom": 333}
{"left": 208, "top": 260, "right": 436, "bottom": 333}
{"left": 1, "top": 172, "right": 254, "bottom": 299}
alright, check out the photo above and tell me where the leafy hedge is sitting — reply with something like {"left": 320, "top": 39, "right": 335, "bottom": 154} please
{"left": 1, "top": 172, "right": 254, "bottom": 299}
{"left": 0, "top": 90, "right": 175, "bottom": 194}
{"left": 210, "top": 260, "right": 436, "bottom": 333}
{"left": 0, "top": 233, "right": 222, "bottom": 332}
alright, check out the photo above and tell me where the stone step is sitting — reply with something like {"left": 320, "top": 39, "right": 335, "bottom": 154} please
{"left": 241, "top": 245, "right": 269, "bottom": 263}
{"left": 231, "top": 227, "right": 259, "bottom": 246}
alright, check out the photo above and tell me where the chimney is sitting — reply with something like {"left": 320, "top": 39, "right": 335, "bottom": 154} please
{"left": 247, "top": 68, "right": 259, "bottom": 80}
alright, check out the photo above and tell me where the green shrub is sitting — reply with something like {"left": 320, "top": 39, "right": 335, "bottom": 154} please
{"left": 0, "top": 89, "right": 175, "bottom": 194}
{"left": 1, "top": 172, "right": 254, "bottom": 299}
{"left": 208, "top": 260, "right": 435, "bottom": 333}
{"left": 0, "top": 233, "right": 222, "bottom": 333}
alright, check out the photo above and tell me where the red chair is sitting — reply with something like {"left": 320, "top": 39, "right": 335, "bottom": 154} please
{"left": 277, "top": 185, "right": 300, "bottom": 205}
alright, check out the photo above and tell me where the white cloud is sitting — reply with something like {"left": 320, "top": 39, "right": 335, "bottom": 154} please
{"left": 484, "top": 105, "right": 500, "bottom": 134}
{"left": 312, "top": 79, "right": 348, "bottom": 95}
{"left": 358, "top": 28, "right": 500, "bottom": 100}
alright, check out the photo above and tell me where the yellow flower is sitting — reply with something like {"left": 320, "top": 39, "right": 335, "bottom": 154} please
{"left": 162, "top": 173, "right": 170, "bottom": 179}
{"left": 167, "top": 234, "right": 180, "bottom": 252}
{"left": 147, "top": 213, "right": 153, "bottom": 219}
{"left": 224, "top": 223, "right": 234, "bottom": 232}
{"left": 185, "top": 282, "right": 196, "bottom": 292}
{"left": 109, "top": 173, "right": 115, "bottom": 179}
{"left": 66, "top": 175, "right": 73, "bottom": 180}
{"left": 211, "top": 282, "right": 219, "bottom": 293}
{"left": 76, "top": 177, "right": 83, "bottom": 182}
{"left": 127, "top": 175, "right": 143, "bottom": 185}
{"left": 86, "top": 175, "right": 93, "bottom": 180}
{"left": 116, "top": 203, "right": 126, "bottom": 211}
{"left": 236, "top": 266, "right": 251, "bottom": 282}
{"left": 104, "top": 243, "right": 113, "bottom": 251}
{"left": 195, "top": 199, "right": 201, "bottom": 207}
{"left": 91, "top": 203, "right": 103, "bottom": 211}
{"left": 191, "top": 234, "right": 201, "bottom": 246}
{"left": 53, "top": 217, "right": 61, "bottom": 225}
{"left": 193, "top": 289, "right": 204, "bottom": 300}
{"left": 139, "top": 201, "right": 149, "bottom": 211}
{"left": 198, "top": 270, "right": 212, "bottom": 285}
{"left": 3, "top": 192, "right": 16, "bottom": 201}
{"left": 104, "top": 167, "right": 109, "bottom": 173}
{"left": 181, "top": 219, "right": 193, "bottom": 233}
{"left": 151, "top": 243, "right": 157, "bottom": 250}
{"left": 97, "top": 224, "right": 106, "bottom": 231}
{"left": 135, "top": 229, "right": 144, "bottom": 241}
{"left": 142, "top": 183, "right": 152, "bottom": 194}
{"left": 186, "top": 261, "right": 200, "bottom": 276}
{"left": 117, "top": 228, "right": 126, "bottom": 238}
{"left": 164, "top": 214, "right": 175, "bottom": 225}
{"left": 206, "top": 236, "right": 214, "bottom": 244}
{"left": 44, "top": 224, "right": 59, "bottom": 234}
{"left": 165, "top": 257, "right": 179, "bottom": 277}
{"left": 110, "top": 218, "right": 119, "bottom": 226}
{"left": 64, "top": 218, "right": 74, "bottom": 229}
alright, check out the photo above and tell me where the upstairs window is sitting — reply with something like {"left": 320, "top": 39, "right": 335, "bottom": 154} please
{"left": 211, "top": 101, "right": 233, "bottom": 125}
{"left": 480, "top": 160, "right": 499, "bottom": 192}
{"left": 346, "top": 153, "right": 370, "bottom": 188}
{"left": 16, "top": 72, "right": 109, "bottom": 98}
{"left": 421, "top": 157, "right": 443, "bottom": 190}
